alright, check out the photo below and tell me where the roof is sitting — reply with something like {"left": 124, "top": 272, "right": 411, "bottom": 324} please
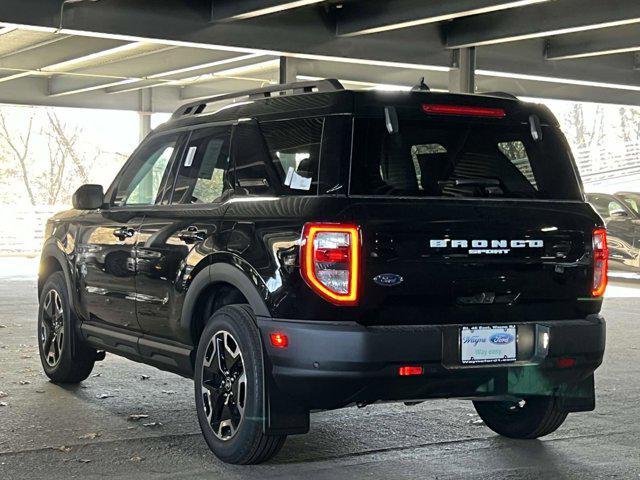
{"left": 154, "top": 80, "right": 557, "bottom": 133}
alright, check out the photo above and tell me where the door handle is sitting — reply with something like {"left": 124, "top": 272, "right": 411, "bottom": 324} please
{"left": 113, "top": 227, "right": 136, "bottom": 241}
{"left": 178, "top": 226, "right": 206, "bottom": 244}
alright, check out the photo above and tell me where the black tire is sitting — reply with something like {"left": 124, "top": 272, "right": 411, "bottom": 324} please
{"left": 37, "top": 272, "right": 96, "bottom": 383}
{"left": 473, "top": 396, "right": 568, "bottom": 439}
{"left": 194, "top": 304, "right": 286, "bottom": 465}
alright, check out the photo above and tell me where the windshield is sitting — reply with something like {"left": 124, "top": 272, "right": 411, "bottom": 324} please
{"left": 350, "top": 116, "right": 582, "bottom": 200}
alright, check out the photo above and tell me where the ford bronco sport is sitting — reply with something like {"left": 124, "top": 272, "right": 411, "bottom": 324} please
{"left": 38, "top": 79, "right": 607, "bottom": 464}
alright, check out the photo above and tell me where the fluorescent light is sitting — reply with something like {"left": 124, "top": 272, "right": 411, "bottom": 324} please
{"left": 106, "top": 54, "right": 268, "bottom": 93}
{"left": 477, "top": 69, "right": 640, "bottom": 92}
{"left": 50, "top": 77, "right": 140, "bottom": 97}
{"left": 229, "top": 1, "right": 325, "bottom": 20}
{"left": 455, "top": 18, "right": 640, "bottom": 48}
{"left": 292, "top": 53, "right": 450, "bottom": 72}
{"left": 340, "top": 0, "right": 551, "bottom": 37}
{"left": 213, "top": 59, "right": 280, "bottom": 77}
{"left": 41, "top": 42, "right": 146, "bottom": 72}
{"left": 147, "top": 53, "right": 264, "bottom": 78}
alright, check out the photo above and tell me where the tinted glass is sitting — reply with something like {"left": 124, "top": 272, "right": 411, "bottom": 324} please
{"left": 617, "top": 193, "right": 640, "bottom": 215}
{"left": 260, "top": 118, "right": 323, "bottom": 195}
{"left": 171, "top": 126, "right": 231, "bottom": 204}
{"left": 112, "top": 133, "right": 181, "bottom": 206}
{"left": 588, "top": 194, "right": 628, "bottom": 217}
{"left": 231, "top": 120, "right": 276, "bottom": 196}
{"left": 351, "top": 117, "right": 582, "bottom": 200}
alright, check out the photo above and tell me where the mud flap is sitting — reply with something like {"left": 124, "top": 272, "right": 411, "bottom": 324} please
{"left": 556, "top": 374, "right": 596, "bottom": 412}
{"left": 263, "top": 368, "right": 310, "bottom": 435}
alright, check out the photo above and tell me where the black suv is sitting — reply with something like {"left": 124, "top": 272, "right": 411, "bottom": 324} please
{"left": 38, "top": 80, "right": 606, "bottom": 464}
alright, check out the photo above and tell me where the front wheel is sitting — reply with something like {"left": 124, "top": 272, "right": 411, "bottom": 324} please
{"left": 473, "top": 396, "right": 568, "bottom": 439}
{"left": 37, "top": 272, "right": 96, "bottom": 383}
{"left": 194, "top": 305, "right": 286, "bottom": 464}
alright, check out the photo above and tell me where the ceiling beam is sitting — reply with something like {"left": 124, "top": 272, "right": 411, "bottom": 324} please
{"left": 210, "top": 0, "right": 324, "bottom": 21}
{"left": 48, "top": 48, "right": 252, "bottom": 96}
{"left": 105, "top": 53, "right": 270, "bottom": 93}
{"left": 336, "top": 0, "right": 550, "bottom": 37}
{"left": 0, "top": 74, "right": 182, "bottom": 111}
{"left": 546, "top": 24, "right": 640, "bottom": 60}
{"left": 447, "top": 0, "right": 640, "bottom": 48}
{"left": 0, "top": 35, "right": 129, "bottom": 83}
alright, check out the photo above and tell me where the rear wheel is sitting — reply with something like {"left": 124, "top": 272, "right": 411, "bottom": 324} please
{"left": 37, "top": 272, "right": 96, "bottom": 383}
{"left": 473, "top": 396, "right": 568, "bottom": 439}
{"left": 194, "top": 304, "right": 286, "bottom": 464}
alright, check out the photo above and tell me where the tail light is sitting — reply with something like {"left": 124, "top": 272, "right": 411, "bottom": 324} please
{"left": 592, "top": 228, "right": 608, "bottom": 297}
{"left": 300, "top": 223, "right": 361, "bottom": 306}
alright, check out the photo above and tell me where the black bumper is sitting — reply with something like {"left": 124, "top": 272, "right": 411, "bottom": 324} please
{"left": 257, "top": 316, "right": 605, "bottom": 411}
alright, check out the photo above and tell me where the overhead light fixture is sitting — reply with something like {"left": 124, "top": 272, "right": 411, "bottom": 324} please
{"left": 477, "top": 69, "right": 640, "bottom": 92}
{"left": 213, "top": 59, "right": 280, "bottom": 78}
{"left": 42, "top": 42, "right": 146, "bottom": 72}
{"left": 339, "top": 0, "right": 551, "bottom": 37}
{"left": 228, "top": 1, "right": 325, "bottom": 21}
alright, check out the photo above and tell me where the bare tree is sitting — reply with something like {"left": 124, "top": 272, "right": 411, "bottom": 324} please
{"left": 0, "top": 111, "right": 36, "bottom": 205}
{"left": 46, "top": 111, "right": 90, "bottom": 184}
{"left": 38, "top": 131, "right": 67, "bottom": 205}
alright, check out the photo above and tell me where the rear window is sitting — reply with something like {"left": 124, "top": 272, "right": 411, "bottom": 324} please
{"left": 350, "top": 116, "right": 581, "bottom": 200}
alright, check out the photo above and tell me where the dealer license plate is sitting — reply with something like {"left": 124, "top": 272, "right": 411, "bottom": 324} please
{"left": 460, "top": 325, "right": 517, "bottom": 364}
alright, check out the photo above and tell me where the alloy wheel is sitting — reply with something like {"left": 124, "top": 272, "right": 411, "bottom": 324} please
{"left": 40, "top": 289, "right": 64, "bottom": 367}
{"left": 201, "top": 330, "right": 247, "bottom": 441}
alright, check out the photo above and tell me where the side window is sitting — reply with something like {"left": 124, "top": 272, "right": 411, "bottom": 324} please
{"left": 260, "top": 117, "right": 323, "bottom": 195}
{"left": 498, "top": 141, "right": 538, "bottom": 189}
{"left": 171, "top": 126, "right": 231, "bottom": 204}
{"left": 112, "top": 133, "right": 181, "bottom": 207}
{"left": 608, "top": 200, "right": 626, "bottom": 217}
{"left": 231, "top": 120, "right": 277, "bottom": 196}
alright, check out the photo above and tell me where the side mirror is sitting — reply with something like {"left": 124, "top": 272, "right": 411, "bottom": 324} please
{"left": 610, "top": 209, "right": 628, "bottom": 218}
{"left": 72, "top": 184, "right": 104, "bottom": 210}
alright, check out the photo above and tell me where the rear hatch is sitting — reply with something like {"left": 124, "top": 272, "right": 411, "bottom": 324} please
{"left": 348, "top": 95, "right": 602, "bottom": 325}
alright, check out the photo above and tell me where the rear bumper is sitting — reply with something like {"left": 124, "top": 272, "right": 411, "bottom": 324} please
{"left": 257, "top": 316, "right": 605, "bottom": 411}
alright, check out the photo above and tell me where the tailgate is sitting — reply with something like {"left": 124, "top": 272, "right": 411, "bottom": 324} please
{"left": 350, "top": 198, "right": 602, "bottom": 326}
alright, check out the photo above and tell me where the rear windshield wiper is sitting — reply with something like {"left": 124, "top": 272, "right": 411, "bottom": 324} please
{"left": 439, "top": 178, "right": 501, "bottom": 187}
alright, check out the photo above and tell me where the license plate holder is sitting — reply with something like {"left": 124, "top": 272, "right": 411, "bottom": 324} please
{"left": 460, "top": 325, "right": 517, "bottom": 365}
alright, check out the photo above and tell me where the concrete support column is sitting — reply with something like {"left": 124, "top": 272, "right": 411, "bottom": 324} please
{"left": 448, "top": 47, "right": 476, "bottom": 94}
{"left": 138, "top": 88, "right": 152, "bottom": 142}
{"left": 279, "top": 56, "right": 298, "bottom": 84}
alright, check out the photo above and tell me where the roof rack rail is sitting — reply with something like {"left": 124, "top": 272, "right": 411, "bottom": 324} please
{"left": 482, "top": 91, "right": 519, "bottom": 100}
{"left": 172, "top": 79, "right": 344, "bottom": 119}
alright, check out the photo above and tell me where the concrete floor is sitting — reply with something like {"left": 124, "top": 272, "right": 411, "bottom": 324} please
{"left": 1, "top": 265, "right": 639, "bottom": 479}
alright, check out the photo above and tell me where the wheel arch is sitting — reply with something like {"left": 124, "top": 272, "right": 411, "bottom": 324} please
{"left": 39, "top": 241, "right": 73, "bottom": 302}
{"left": 181, "top": 262, "right": 271, "bottom": 347}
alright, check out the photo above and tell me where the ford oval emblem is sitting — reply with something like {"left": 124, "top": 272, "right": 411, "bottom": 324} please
{"left": 373, "top": 273, "right": 404, "bottom": 287}
{"left": 489, "top": 333, "right": 515, "bottom": 345}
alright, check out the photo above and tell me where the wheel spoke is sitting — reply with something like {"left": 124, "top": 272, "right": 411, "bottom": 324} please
{"left": 215, "top": 335, "right": 228, "bottom": 375}
{"left": 200, "top": 329, "right": 246, "bottom": 442}
{"left": 40, "top": 289, "right": 64, "bottom": 367}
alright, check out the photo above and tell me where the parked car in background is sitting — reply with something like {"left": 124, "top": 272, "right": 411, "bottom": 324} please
{"left": 587, "top": 192, "right": 640, "bottom": 272}
{"left": 614, "top": 191, "right": 640, "bottom": 216}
